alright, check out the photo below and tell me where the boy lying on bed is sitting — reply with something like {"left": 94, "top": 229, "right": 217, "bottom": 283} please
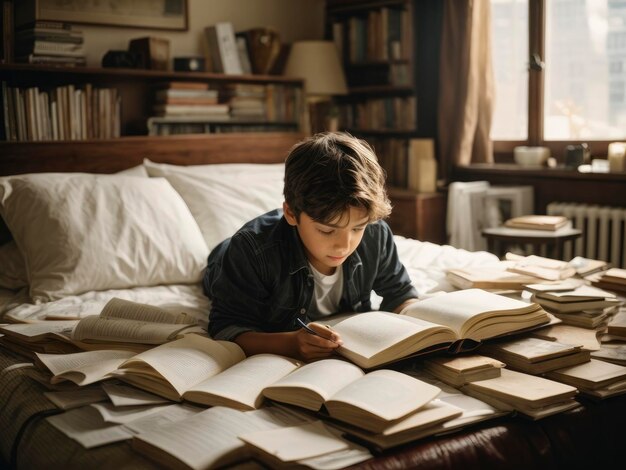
{"left": 203, "top": 132, "right": 418, "bottom": 361}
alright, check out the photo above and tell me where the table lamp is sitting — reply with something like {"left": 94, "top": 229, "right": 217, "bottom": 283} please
{"left": 283, "top": 40, "right": 348, "bottom": 135}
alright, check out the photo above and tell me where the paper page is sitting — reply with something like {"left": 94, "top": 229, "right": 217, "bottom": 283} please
{"left": 120, "top": 335, "right": 246, "bottom": 396}
{"left": 44, "top": 387, "right": 109, "bottom": 410}
{"left": 0, "top": 320, "right": 78, "bottom": 340}
{"left": 401, "top": 289, "right": 536, "bottom": 336}
{"left": 333, "top": 311, "right": 451, "bottom": 359}
{"left": 132, "top": 406, "right": 293, "bottom": 470}
{"left": 239, "top": 421, "right": 349, "bottom": 462}
{"left": 101, "top": 381, "right": 170, "bottom": 406}
{"left": 100, "top": 297, "right": 196, "bottom": 324}
{"left": 123, "top": 404, "right": 202, "bottom": 435}
{"left": 298, "top": 446, "right": 372, "bottom": 470}
{"left": 71, "top": 315, "right": 204, "bottom": 344}
{"left": 264, "top": 359, "right": 364, "bottom": 406}
{"left": 532, "top": 324, "right": 602, "bottom": 351}
{"left": 46, "top": 406, "right": 133, "bottom": 448}
{"left": 327, "top": 369, "right": 440, "bottom": 422}
{"left": 91, "top": 402, "right": 173, "bottom": 424}
{"left": 185, "top": 354, "right": 300, "bottom": 409}
{"left": 37, "top": 350, "right": 135, "bottom": 386}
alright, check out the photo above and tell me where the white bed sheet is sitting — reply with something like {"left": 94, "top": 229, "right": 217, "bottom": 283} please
{"left": 1, "top": 238, "right": 500, "bottom": 323}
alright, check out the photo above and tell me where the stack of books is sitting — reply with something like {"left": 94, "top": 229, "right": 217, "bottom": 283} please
{"left": 506, "top": 253, "right": 577, "bottom": 281}
{"left": 480, "top": 337, "right": 590, "bottom": 375}
{"left": 226, "top": 83, "right": 267, "bottom": 121}
{"left": 589, "top": 268, "right": 626, "bottom": 295}
{"left": 530, "top": 285, "right": 621, "bottom": 316}
{"left": 422, "top": 355, "right": 505, "bottom": 387}
{"left": 504, "top": 215, "right": 569, "bottom": 231}
{"left": 461, "top": 369, "right": 580, "bottom": 419}
{"left": 606, "top": 309, "right": 626, "bottom": 340}
{"left": 545, "top": 359, "right": 626, "bottom": 399}
{"left": 14, "top": 21, "right": 86, "bottom": 66}
{"left": 446, "top": 266, "right": 541, "bottom": 291}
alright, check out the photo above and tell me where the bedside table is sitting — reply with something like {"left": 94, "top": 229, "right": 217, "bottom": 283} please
{"left": 387, "top": 189, "right": 446, "bottom": 244}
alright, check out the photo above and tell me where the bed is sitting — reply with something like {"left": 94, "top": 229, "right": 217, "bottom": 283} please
{"left": 1, "top": 133, "right": 625, "bottom": 469}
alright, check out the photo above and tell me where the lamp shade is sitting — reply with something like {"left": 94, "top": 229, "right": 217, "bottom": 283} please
{"left": 284, "top": 41, "right": 348, "bottom": 96}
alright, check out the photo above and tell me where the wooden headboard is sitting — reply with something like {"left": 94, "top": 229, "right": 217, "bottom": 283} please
{"left": 0, "top": 133, "right": 304, "bottom": 175}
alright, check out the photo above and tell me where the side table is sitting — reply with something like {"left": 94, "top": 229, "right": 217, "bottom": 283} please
{"left": 482, "top": 226, "right": 582, "bottom": 260}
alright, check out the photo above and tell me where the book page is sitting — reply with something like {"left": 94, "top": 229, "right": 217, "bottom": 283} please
{"left": 325, "top": 369, "right": 440, "bottom": 425}
{"left": 184, "top": 354, "right": 300, "bottom": 409}
{"left": 101, "top": 382, "right": 170, "bottom": 407}
{"left": 119, "top": 335, "right": 246, "bottom": 396}
{"left": 37, "top": 350, "right": 135, "bottom": 386}
{"left": 532, "top": 324, "right": 602, "bottom": 350}
{"left": 91, "top": 402, "right": 173, "bottom": 424}
{"left": 263, "top": 359, "right": 364, "bottom": 409}
{"left": 123, "top": 404, "right": 202, "bottom": 435}
{"left": 132, "top": 406, "right": 301, "bottom": 470}
{"left": 239, "top": 420, "right": 349, "bottom": 462}
{"left": 71, "top": 315, "right": 205, "bottom": 344}
{"left": 44, "top": 387, "right": 109, "bottom": 410}
{"left": 401, "top": 289, "right": 537, "bottom": 337}
{"left": 0, "top": 320, "right": 78, "bottom": 341}
{"left": 481, "top": 337, "right": 579, "bottom": 362}
{"left": 100, "top": 297, "right": 196, "bottom": 324}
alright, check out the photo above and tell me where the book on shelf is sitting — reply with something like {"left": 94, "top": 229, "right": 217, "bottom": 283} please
{"left": 152, "top": 104, "right": 230, "bottom": 117}
{"left": 479, "top": 337, "right": 590, "bottom": 374}
{"left": 155, "top": 88, "right": 218, "bottom": 103}
{"left": 132, "top": 405, "right": 312, "bottom": 470}
{"left": 545, "top": 359, "right": 626, "bottom": 399}
{"left": 204, "top": 22, "right": 243, "bottom": 75}
{"left": 70, "top": 297, "right": 205, "bottom": 346}
{"left": 504, "top": 215, "right": 569, "bottom": 231}
{"left": 446, "top": 267, "right": 541, "bottom": 290}
{"left": 15, "top": 40, "right": 85, "bottom": 57}
{"left": 328, "top": 289, "right": 549, "bottom": 369}
{"left": 461, "top": 369, "right": 579, "bottom": 420}
{"left": 422, "top": 355, "right": 505, "bottom": 387}
{"left": 263, "top": 358, "right": 440, "bottom": 433}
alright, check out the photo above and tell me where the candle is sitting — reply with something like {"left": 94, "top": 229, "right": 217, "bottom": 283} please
{"left": 608, "top": 142, "right": 626, "bottom": 173}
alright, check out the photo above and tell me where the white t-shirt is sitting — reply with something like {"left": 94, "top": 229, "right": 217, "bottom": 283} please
{"left": 308, "top": 264, "right": 344, "bottom": 320}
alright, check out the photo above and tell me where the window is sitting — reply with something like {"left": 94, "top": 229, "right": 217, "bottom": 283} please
{"left": 491, "top": 0, "right": 626, "bottom": 158}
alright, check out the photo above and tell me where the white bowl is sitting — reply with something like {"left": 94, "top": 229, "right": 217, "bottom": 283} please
{"left": 514, "top": 146, "right": 550, "bottom": 167}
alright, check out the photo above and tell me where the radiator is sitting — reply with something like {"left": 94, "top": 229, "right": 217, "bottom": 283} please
{"left": 547, "top": 202, "right": 626, "bottom": 268}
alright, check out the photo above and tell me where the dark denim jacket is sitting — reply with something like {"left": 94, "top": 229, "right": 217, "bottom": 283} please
{"left": 203, "top": 209, "right": 418, "bottom": 341}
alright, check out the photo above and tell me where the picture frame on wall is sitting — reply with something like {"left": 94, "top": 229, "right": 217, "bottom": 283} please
{"left": 15, "top": 0, "right": 189, "bottom": 31}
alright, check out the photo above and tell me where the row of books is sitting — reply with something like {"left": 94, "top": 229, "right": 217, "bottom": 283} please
{"left": 331, "top": 6, "right": 411, "bottom": 64}
{"left": 338, "top": 96, "right": 416, "bottom": 132}
{"left": 14, "top": 21, "right": 86, "bottom": 66}
{"left": 1, "top": 82, "right": 120, "bottom": 142}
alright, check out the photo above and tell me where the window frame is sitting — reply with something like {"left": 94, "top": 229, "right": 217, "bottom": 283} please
{"left": 493, "top": 0, "right": 614, "bottom": 162}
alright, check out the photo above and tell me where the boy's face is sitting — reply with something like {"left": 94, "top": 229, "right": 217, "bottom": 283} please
{"left": 283, "top": 202, "right": 369, "bottom": 276}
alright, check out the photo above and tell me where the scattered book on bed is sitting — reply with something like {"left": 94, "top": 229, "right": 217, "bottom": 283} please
{"left": 568, "top": 256, "right": 609, "bottom": 277}
{"left": 505, "top": 253, "right": 577, "bottom": 281}
{"left": 607, "top": 310, "right": 626, "bottom": 340}
{"left": 504, "top": 215, "right": 569, "bottom": 231}
{"left": 530, "top": 324, "right": 602, "bottom": 351}
{"left": 461, "top": 369, "right": 579, "bottom": 420}
{"left": 552, "top": 307, "right": 614, "bottom": 329}
{"left": 446, "top": 267, "right": 540, "bottom": 290}
{"left": 0, "top": 320, "right": 82, "bottom": 357}
{"left": 330, "top": 289, "right": 550, "bottom": 369}
{"left": 479, "top": 337, "right": 590, "bottom": 375}
{"left": 591, "top": 346, "right": 626, "bottom": 366}
{"left": 112, "top": 334, "right": 300, "bottom": 407}
{"left": 132, "top": 406, "right": 312, "bottom": 470}
{"left": 422, "top": 355, "right": 505, "bottom": 387}
{"left": 531, "top": 293, "right": 620, "bottom": 314}
{"left": 70, "top": 297, "right": 205, "bottom": 346}
{"left": 545, "top": 359, "right": 626, "bottom": 399}
{"left": 588, "top": 268, "right": 626, "bottom": 294}
{"left": 262, "top": 359, "right": 440, "bottom": 433}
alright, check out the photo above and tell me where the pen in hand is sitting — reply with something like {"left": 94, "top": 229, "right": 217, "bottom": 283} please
{"left": 296, "top": 318, "right": 338, "bottom": 344}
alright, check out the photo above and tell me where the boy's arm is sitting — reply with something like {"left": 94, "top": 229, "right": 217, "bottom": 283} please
{"left": 235, "top": 324, "right": 342, "bottom": 361}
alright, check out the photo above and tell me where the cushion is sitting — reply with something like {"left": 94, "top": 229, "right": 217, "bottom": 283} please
{"left": 143, "top": 159, "right": 285, "bottom": 251}
{"left": 0, "top": 165, "right": 149, "bottom": 291}
{"left": 0, "top": 173, "right": 209, "bottom": 301}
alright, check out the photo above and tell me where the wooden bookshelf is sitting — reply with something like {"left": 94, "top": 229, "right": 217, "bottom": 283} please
{"left": 0, "top": 64, "right": 304, "bottom": 143}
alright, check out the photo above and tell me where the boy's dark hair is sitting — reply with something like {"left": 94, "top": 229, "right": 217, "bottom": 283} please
{"left": 284, "top": 132, "right": 391, "bottom": 223}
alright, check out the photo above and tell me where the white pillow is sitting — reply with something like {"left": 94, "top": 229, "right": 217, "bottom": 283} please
{"left": 144, "top": 159, "right": 285, "bottom": 251}
{"left": 0, "top": 173, "right": 209, "bottom": 301}
{"left": 0, "top": 165, "right": 149, "bottom": 291}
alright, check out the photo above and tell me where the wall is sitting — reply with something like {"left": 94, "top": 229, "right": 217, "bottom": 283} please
{"left": 78, "top": 0, "right": 326, "bottom": 67}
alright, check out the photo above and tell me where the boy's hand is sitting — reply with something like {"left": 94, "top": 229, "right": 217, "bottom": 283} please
{"left": 295, "top": 322, "right": 343, "bottom": 361}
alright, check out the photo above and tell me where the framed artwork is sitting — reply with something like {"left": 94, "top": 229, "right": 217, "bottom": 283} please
{"left": 17, "top": 0, "right": 189, "bottom": 31}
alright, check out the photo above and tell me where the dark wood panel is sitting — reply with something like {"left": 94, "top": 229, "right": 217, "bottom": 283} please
{"left": 387, "top": 188, "right": 446, "bottom": 244}
{"left": 0, "top": 133, "right": 303, "bottom": 175}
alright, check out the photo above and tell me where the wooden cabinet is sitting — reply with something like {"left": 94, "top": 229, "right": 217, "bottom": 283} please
{"left": 0, "top": 64, "right": 303, "bottom": 144}
{"left": 387, "top": 188, "right": 446, "bottom": 244}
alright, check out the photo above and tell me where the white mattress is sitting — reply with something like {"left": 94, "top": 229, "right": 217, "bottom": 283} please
{"left": 1, "top": 237, "right": 499, "bottom": 323}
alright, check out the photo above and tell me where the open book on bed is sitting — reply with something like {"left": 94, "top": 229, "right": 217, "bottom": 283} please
{"left": 331, "top": 289, "right": 550, "bottom": 369}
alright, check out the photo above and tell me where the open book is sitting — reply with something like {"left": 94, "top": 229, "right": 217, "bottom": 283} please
{"left": 112, "top": 334, "right": 300, "bottom": 408}
{"left": 262, "top": 358, "right": 440, "bottom": 433}
{"left": 71, "top": 298, "right": 205, "bottom": 345}
{"left": 330, "top": 289, "right": 550, "bottom": 369}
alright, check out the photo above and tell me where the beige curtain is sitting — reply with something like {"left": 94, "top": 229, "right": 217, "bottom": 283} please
{"left": 438, "top": 0, "right": 495, "bottom": 180}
